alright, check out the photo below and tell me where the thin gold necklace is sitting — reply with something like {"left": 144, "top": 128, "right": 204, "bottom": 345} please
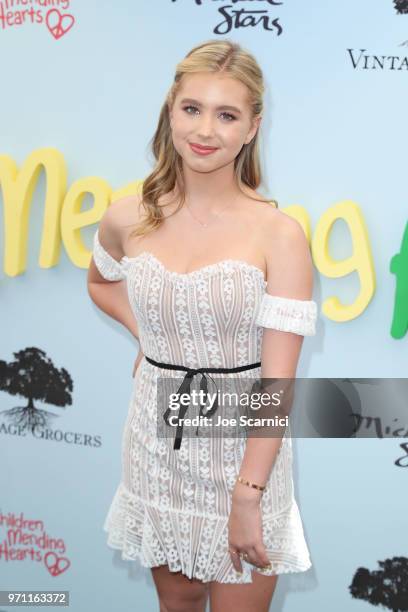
{"left": 184, "top": 194, "right": 239, "bottom": 228}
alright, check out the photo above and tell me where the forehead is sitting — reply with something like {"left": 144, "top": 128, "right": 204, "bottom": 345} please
{"left": 176, "top": 72, "right": 250, "bottom": 107}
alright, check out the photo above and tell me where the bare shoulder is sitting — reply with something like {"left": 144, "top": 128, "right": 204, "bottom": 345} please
{"left": 238, "top": 190, "right": 277, "bottom": 225}
{"left": 261, "top": 206, "right": 307, "bottom": 246}
{"left": 242, "top": 193, "right": 302, "bottom": 241}
{"left": 259, "top": 206, "right": 314, "bottom": 296}
{"left": 109, "top": 193, "right": 145, "bottom": 230}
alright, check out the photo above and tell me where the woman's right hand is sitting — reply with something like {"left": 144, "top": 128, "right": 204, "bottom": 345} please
{"left": 132, "top": 350, "right": 144, "bottom": 377}
{"left": 228, "top": 486, "right": 271, "bottom": 573}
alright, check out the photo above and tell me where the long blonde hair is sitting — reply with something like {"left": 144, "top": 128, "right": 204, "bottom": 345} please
{"left": 130, "top": 39, "right": 278, "bottom": 238}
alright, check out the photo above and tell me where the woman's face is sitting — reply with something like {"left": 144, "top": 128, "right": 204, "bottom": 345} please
{"left": 168, "top": 72, "right": 261, "bottom": 173}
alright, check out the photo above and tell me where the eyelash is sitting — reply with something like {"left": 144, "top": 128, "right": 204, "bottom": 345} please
{"left": 182, "top": 105, "right": 237, "bottom": 122}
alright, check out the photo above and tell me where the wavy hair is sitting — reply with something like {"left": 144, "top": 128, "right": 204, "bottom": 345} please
{"left": 130, "top": 39, "right": 278, "bottom": 238}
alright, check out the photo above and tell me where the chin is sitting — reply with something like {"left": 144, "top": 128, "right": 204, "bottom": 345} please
{"left": 186, "top": 162, "right": 218, "bottom": 174}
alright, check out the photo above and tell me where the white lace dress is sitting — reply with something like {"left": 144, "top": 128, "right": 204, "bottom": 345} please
{"left": 92, "top": 229, "right": 318, "bottom": 584}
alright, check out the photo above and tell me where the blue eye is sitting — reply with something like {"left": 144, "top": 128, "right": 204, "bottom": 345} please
{"left": 182, "top": 105, "right": 236, "bottom": 122}
{"left": 221, "top": 112, "right": 236, "bottom": 122}
{"left": 183, "top": 105, "right": 199, "bottom": 116}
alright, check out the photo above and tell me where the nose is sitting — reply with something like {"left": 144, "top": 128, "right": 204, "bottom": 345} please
{"left": 196, "top": 114, "right": 216, "bottom": 139}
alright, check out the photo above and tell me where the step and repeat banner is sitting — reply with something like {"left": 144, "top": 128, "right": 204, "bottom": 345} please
{"left": 1, "top": 2, "right": 407, "bottom": 611}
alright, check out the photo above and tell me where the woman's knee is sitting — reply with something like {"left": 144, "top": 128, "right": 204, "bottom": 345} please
{"left": 151, "top": 566, "right": 208, "bottom": 612}
{"left": 160, "top": 583, "right": 208, "bottom": 612}
{"left": 160, "top": 586, "right": 208, "bottom": 612}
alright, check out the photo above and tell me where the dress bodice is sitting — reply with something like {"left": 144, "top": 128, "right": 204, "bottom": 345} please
{"left": 92, "top": 229, "right": 318, "bottom": 368}
{"left": 97, "top": 225, "right": 316, "bottom": 582}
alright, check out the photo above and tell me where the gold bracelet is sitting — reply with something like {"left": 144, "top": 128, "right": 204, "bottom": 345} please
{"left": 237, "top": 476, "right": 266, "bottom": 492}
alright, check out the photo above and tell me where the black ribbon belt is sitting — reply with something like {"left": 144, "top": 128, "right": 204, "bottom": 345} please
{"left": 145, "top": 355, "right": 261, "bottom": 450}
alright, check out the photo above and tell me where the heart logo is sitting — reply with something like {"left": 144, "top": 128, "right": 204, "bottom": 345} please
{"left": 45, "top": 9, "right": 75, "bottom": 40}
{"left": 44, "top": 551, "right": 71, "bottom": 576}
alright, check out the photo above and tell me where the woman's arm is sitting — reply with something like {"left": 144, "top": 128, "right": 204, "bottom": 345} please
{"left": 228, "top": 212, "right": 316, "bottom": 572}
{"left": 87, "top": 199, "right": 140, "bottom": 340}
{"left": 88, "top": 278, "right": 139, "bottom": 339}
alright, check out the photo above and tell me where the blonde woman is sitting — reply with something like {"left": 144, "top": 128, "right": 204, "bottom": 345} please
{"left": 88, "top": 39, "right": 317, "bottom": 612}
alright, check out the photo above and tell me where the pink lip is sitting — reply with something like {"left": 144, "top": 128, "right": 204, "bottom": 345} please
{"left": 189, "top": 142, "right": 219, "bottom": 155}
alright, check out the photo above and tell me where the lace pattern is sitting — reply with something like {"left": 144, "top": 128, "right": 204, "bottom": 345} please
{"left": 92, "top": 225, "right": 316, "bottom": 583}
{"left": 92, "top": 229, "right": 126, "bottom": 281}
{"left": 103, "top": 481, "right": 312, "bottom": 584}
{"left": 255, "top": 293, "right": 317, "bottom": 336}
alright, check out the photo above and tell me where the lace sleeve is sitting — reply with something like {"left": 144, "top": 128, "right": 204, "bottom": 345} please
{"left": 255, "top": 293, "right": 317, "bottom": 336}
{"left": 92, "top": 229, "right": 126, "bottom": 281}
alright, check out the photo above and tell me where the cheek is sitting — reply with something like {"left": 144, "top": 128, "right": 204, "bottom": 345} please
{"left": 170, "top": 125, "right": 189, "bottom": 157}
{"left": 172, "top": 120, "right": 191, "bottom": 139}
{"left": 224, "top": 128, "right": 247, "bottom": 149}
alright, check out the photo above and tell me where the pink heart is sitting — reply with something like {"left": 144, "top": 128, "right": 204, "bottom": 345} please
{"left": 44, "top": 551, "right": 71, "bottom": 576}
{"left": 45, "top": 9, "right": 75, "bottom": 40}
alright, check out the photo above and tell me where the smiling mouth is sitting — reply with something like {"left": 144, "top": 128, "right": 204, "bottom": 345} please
{"left": 189, "top": 142, "right": 219, "bottom": 155}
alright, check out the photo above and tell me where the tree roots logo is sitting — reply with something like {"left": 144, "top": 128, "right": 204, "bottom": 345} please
{"left": 0, "top": 347, "right": 73, "bottom": 432}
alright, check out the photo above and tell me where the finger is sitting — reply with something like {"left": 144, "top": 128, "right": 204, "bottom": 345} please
{"left": 252, "top": 543, "right": 272, "bottom": 569}
{"left": 229, "top": 548, "right": 243, "bottom": 574}
{"left": 241, "top": 547, "right": 258, "bottom": 568}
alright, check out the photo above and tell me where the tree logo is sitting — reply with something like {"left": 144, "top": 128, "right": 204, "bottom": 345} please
{"left": 0, "top": 347, "right": 73, "bottom": 432}
{"left": 349, "top": 556, "right": 408, "bottom": 610}
{"left": 394, "top": 0, "right": 408, "bottom": 14}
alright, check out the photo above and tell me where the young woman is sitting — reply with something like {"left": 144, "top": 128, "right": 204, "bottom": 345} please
{"left": 88, "top": 39, "right": 317, "bottom": 612}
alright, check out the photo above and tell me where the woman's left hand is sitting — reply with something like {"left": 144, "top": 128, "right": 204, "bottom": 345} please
{"left": 228, "top": 484, "right": 271, "bottom": 573}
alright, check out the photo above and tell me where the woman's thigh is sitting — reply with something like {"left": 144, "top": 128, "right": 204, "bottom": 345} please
{"left": 151, "top": 565, "right": 209, "bottom": 612}
{"left": 209, "top": 571, "right": 278, "bottom": 612}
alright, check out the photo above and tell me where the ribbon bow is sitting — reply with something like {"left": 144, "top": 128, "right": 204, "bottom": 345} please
{"left": 163, "top": 368, "right": 219, "bottom": 450}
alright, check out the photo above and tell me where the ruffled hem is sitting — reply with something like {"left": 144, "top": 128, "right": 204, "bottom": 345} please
{"left": 103, "top": 482, "right": 312, "bottom": 584}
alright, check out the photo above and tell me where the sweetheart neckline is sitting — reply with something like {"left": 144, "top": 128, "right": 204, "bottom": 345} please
{"left": 120, "top": 250, "right": 267, "bottom": 283}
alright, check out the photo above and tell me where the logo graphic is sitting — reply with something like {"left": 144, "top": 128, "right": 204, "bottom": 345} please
{"left": 346, "top": 47, "right": 408, "bottom": 70}
{"left": 350, "top": 556, "right": 408, "bottom": 610}
{"left": 0, "top": 347, "right": 102, "bottom": 447}
{"left": 45, "top": 9, "right": 75, "bottom": 40}
{"left": 0, "top": 1, "right": 76, "bottom": 39}
{"left": 394, "top": 0, "right": 408, "bottom": 14}
{"left": 44, "top": 551, "right": 71, "bottom": 576}
{"left": 0, "top": 509, "right": 71, "bottom": 575}
{"left": 0, "top": 347, "right": 73, "bottom": 432}
{"left": 170, "top": 0, "right": 284, "bottom": 36}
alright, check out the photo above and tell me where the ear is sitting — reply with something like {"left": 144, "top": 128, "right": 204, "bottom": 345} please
{"left": 244, "top": 115, "right": 262, "bottom": 145}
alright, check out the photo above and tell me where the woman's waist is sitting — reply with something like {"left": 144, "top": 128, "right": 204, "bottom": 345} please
{"left": 144, "top": 354, "right": 261, "bottom": 374}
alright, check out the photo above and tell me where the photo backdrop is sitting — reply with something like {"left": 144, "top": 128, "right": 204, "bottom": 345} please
{"left": 1, "top": 1, "right": 407, "bottom": 611}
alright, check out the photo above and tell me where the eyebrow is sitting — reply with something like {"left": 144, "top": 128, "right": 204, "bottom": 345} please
{"left": 179, "top": 97, "right": 242, "bottom": 114}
